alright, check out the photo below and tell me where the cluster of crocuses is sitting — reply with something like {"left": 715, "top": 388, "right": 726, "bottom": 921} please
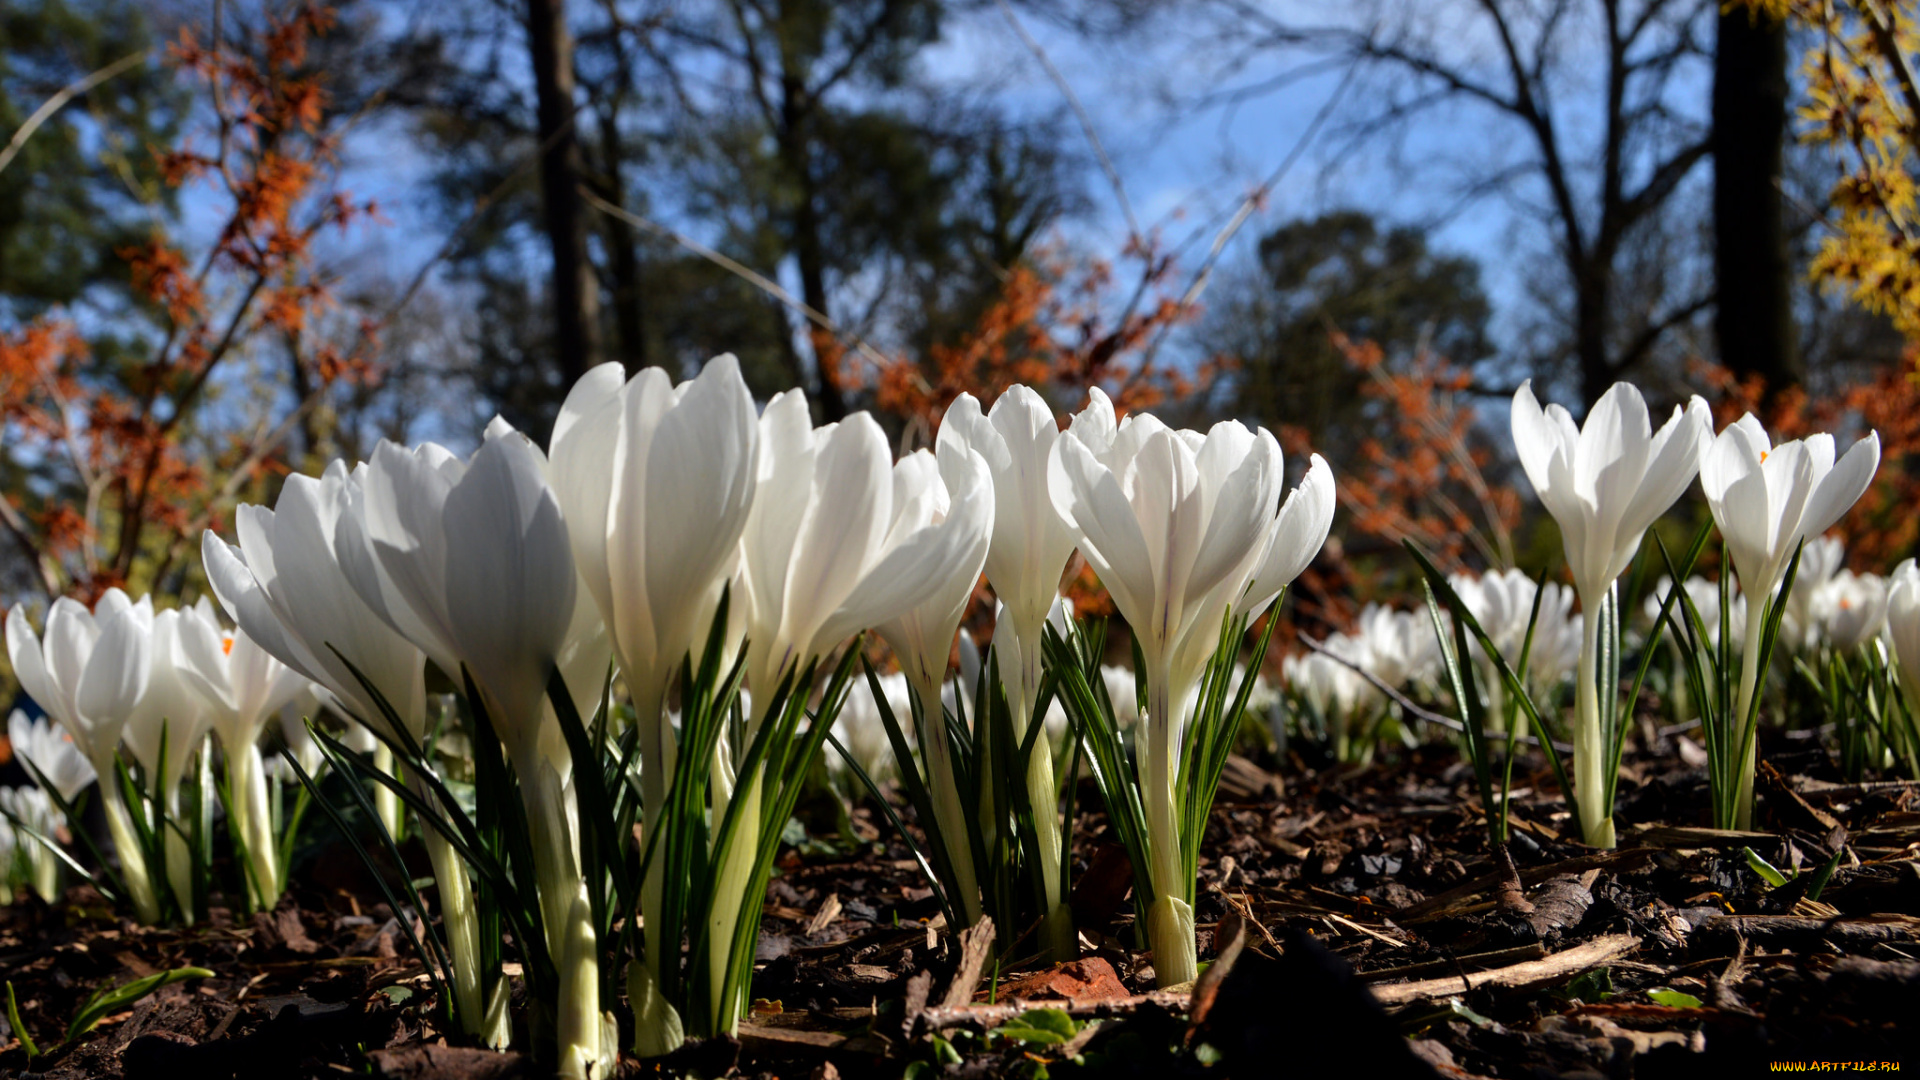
{"left": 3, "top": 356, "right": 1334, "bottom": 1072}
{"left": 1284, "top": 573, "right": 1584, "bottom": 764}
{"left": 4, "top": 590, "right": 337, "bottom": 923}
{"left": 1, "top": 710, "right": 90, "bottom": 901}
{"left": 1502, "top": 380, "right": 1881, "bottom": 844}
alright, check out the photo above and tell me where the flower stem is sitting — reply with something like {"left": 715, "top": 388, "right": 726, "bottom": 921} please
{"left": 554, "top": 881, "right": 601, "bottom": 1080}
{"left": 1009, "top": 630, "right": 1073, "bottom": 963}
{"left": 705, "top": 766, "right": 761, "bottom": 1035}
{"left": 1730, "top": 601, "right": 1768, "bottom": 830}
{"left": 911, "top": 678, "right": 982, "bottom": 928}
{"left": 98, "top": 769, "right": 161, "bottom": 923}
{"left": 1142, "top": 661, "right": 1194, "bottom": 986}
{"left": 228, "top": 744, "right": 280, "bottom": 910}
{"left": 630, "top": 681, "right": 685, "bottom": 1057}
{"left": 371, "top": 743, "right": 402, "bottom": 841}
{"left": 1573, "top": 606, "right": 1616, "bottom": 848}
{"left": 415, "top": 775, "right": 502, "bottom": 1048}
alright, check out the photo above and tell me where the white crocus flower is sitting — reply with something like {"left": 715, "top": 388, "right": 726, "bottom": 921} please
{"left": 177, "top": 603, "right": 308, "bottom": 910}
{"left": 204, "top": 466, "right": 430, "bottom": 738}
{"left": 204, "top": 463, "right": 503, "bottom": 1049}
{"left": 829, "top": 669, "right": 913, "bottom": 782}
{"left": 1884, "top": 561, "right": 1920, "bottom": 743}
{"left": 119, "top": 605, "right": 217, "bottom": 917}
{"left": 710, "top": 393, "right": 988, "bottom": 1032}
{"left": 1782, "top": 535, "right": 1847, "bottom": 653}
{"left": 1449, "top": 569, "right": 1581, "bottom": 705}
{"left": 1355, "top": 604, "right": 1441, "bottom": 690}
{"left": 1284, "top": 636, "right": 1383, "bottom": 763}
{"left": 1511, "top": 380, "right": 1711, "bottom": 847}
{"left": 938, "top": 389, "right": 1079, "bottom": 941}
{"left": 1048, "top": 409, "right": 1331, "bottom": 987}
{"left": 1700, "top": 415, "right": 1878, "bottom": 828}
{"left": 942, "top": 387, "right": 1124, "bottom": 959}
{"left": 5, "top": 591, "right": 160, "bottom": 922}
{"left": 873, "top": 437, "right": 995, "bottom": 929}
{"left": 545, "top": 355, "right": 757, "bottom": 1057}
{"left": 350, "top": 426, "right": 605, "bottom": 1078}
{"left": 0, "top": 784, "right": 64, "bottom": 901}
{"left": 1822, "top": 571, "right": 1889, "bottom": 651}
{"left": 8, "top": 709, "right": 95, "bottom": 803}
{"left": 739, "top": 395, "right": 981, "bottom": 712}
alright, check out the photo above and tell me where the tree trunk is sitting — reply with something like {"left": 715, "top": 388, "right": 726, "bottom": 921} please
{"left": 778, "top": 97, "right": 848, "bottom": 421}
{"left": 1576, "top": 262, "right": 1614, "bottom": 409}
{"left": 595, "top": 102, "right": 648, "bottom": 372}
{"left": 1713, "top": 4, "right": 1799, "bottom": 397}
{"left": 526, "top": 0, "right": 601, "bottom": 385}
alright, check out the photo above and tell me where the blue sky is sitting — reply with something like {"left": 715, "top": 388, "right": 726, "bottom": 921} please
{"left": 289, "top": 0, "right": 1717, "bottom": 421}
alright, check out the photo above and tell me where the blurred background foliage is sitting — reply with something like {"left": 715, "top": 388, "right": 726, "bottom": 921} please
{"left": 1, "top": 0, "right": 1917, "bottom": 650}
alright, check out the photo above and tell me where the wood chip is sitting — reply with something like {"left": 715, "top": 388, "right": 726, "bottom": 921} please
{"left": 1358, "top": 943, "right": 1547, "bottom": 984}
{"left": 1369, "top": 934, "right": 1640, "bottom": 1006}
{"left": 806, "top": 892, "right": 842, "bottom": 937}
{"left": 940, "top": 916, "right": 995, "bottom": 1010}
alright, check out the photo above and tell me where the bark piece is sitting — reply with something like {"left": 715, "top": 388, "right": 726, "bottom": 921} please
{"left": 993, "top": 957, "right": 1132, "bottom": 1005}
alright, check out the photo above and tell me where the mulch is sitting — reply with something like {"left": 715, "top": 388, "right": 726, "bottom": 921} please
{"left": 3, "top": 727, "right": 1917, "bottom": 1078}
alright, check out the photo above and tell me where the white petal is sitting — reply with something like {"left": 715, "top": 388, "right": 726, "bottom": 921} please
{"left": 1798, "top": 432, "right": 1879, "bottom": 543}
{"left": 1048, "top": 432, "right": 1155, "bottom": 634}
{"left": 6, "top": 605, "right": 66, "bottom": 731}
{"left": 639, "top": 355, "right": 758, "bottom": 675}
{"left": 442, "top": 433, "right": 578, "bottom": 745}
{"left": 549, "top": 361, "right": 629, "bottom": 648}
{"left": 74, "top": 604, "right": 151, "bottom": 752}
{"left": 1247, "top": 455, "right": 1336, "bottom": 608}
{"left": 782, "top": 414, "right": 893, "bottom": 656}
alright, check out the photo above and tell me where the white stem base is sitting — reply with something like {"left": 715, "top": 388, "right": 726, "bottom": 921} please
{"left": 628, "top": 960, "right": 685, "bottom": 1057}
{"left": 1146, "top": 895, "right": 1197, "bottom": 987}
{"left": 554, "top": 883, "right": 600, "bottom": 1080}
{"left": 100, "top": 779, "right": 161, "bottom": 924}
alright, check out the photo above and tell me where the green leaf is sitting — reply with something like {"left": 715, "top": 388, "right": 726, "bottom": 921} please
{"left": 1806, "top": 844, "right": 1846, "bottom": 902}
{"left": 1646, "top": 988, "right": 1703, "bottom": 1009}
{"left": 376, "top": 985, "right": 416, "bottom": 1005}
{"left": 65, "top": 967, "right": 213, "bottom": 1042}
{"left": 7, "top": 980, "right": 39, "bottom": 1061}
{"left": 1743, "top": 846, "right": 1790, "bottom": 888}
{"left": 994, "top": 1024, "right": 1070, "bottom": 1046}
{"left": 998, "top": 1007, "right": 1080, "bottom": 1043}
{"left": 1556, "top": 967, "right": 1614, "bottom": 1005}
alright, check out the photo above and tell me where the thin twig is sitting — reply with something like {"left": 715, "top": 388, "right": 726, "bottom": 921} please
{"left": 1138, "top": 62, "right": 1361, "bottom": 370}
{"left": 0, "top": 52, "right": 146, "bottom": 178}
{"left": 580, "top": 187, "right": 893, "bottom": 372}
{"left": 1297, "top": 632, "right": 1570, "bottom": 752}
{"left": 997, "top": 0, "right": 1137, "bottom": 241}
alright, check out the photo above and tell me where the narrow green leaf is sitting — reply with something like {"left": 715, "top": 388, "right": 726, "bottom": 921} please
{"left": 7, "top": 980, "right": 38, "bottom": 1060}
{"left": 1743, "top": 846, "right": 1790, "bottom": 888}
{"left": 65, "top": 967, "right": 213, "bottom": 1042}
